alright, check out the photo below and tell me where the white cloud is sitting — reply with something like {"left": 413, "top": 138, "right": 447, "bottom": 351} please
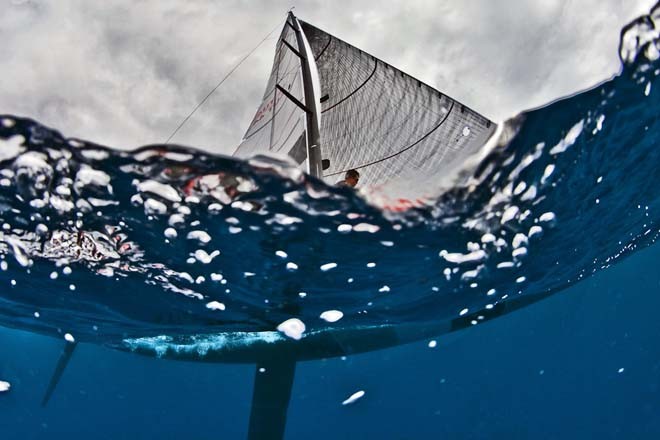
{"left": 0, "top": 0, "right": 654, "bottom": 154}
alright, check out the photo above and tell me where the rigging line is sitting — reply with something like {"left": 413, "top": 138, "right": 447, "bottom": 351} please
{"left": 164, "top": 18, "right": 286, "bottom": 144}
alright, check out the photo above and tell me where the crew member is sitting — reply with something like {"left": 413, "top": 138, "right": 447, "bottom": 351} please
{"left": 336, "top": 169, "right": 360, "bottom": 188}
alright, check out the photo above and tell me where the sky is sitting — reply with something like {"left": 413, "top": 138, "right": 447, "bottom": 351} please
{"left": 0, "top": 0, "right": 654, "bottom": 155}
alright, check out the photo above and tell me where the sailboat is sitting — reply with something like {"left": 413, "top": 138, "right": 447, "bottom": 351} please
{"left": 43, "top": 11, "right": 501, "bottom": 440}
{"left": 233, "top": 12, "right": 497, "bottom": 204}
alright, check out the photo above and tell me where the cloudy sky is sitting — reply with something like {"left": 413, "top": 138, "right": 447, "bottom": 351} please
{"left": 1, "top": 0, "right": 653, "bottom": 155}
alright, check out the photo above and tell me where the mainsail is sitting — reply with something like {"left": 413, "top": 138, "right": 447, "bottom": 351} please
{"left": 234, "top": 12, "right": 496, "bottom": 195}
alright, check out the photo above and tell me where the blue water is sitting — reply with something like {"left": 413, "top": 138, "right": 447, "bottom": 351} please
{"left": 2, "top": 239, "right": 660, "bottom": 438}
{"left": 2, "top": 3, "right": 660, "bottom": 438}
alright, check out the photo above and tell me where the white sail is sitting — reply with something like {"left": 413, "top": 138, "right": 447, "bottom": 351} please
{"left": 233, "top": 16, "right": 311, "bottom": 167}
{"left": 234, "top": 14, "right": 497, "bottom": 197}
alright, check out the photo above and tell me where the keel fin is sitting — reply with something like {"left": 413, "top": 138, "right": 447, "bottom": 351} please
{"left": 248, "top": 355, "right": 296, "bottom": 440}
{"left": 41, "top": 342, "right": 77, "bottom": 406}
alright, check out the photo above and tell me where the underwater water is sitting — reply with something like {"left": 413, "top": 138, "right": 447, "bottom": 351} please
{"left": 2, "top": 3, "right": 660, "bottom": 438}
{"left": 2, "top": 241, "right": 660, "bottom": 439}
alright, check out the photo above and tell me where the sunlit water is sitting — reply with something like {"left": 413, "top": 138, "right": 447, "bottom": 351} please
{"left": 2, "top": 3, "right": 660, "bottom": 438}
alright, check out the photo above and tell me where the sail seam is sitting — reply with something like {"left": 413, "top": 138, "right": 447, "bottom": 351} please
{"left": 324, "top": 101, "right": 455, "bottom": 177}
{"left": 242, "top": 103, "right": 286, "bottom": 141}
{"left": 301, "top": 21, "right": 492, "bottom": 120}
{"left": 273, "top": 119, "right": 303, "bottom": 153}
{"left": 242, "top": 67, "right": 301, "bottom": 141}
{"left": 271, "top": 113, "right": 303, "bottom": 149}
{"left": 315, "top": 35, "right": 332, "bottom": 61}
{"left": 321, "top": 59, "right": 378, "bottom": 114}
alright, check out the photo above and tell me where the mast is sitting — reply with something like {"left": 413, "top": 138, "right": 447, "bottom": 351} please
{"left": 287, "top": 11, "right": 323, "bottom": 178}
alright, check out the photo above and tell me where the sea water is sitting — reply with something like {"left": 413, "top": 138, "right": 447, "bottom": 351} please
{"left": 1, "top": 3, "right": 660, "bottom": 439}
